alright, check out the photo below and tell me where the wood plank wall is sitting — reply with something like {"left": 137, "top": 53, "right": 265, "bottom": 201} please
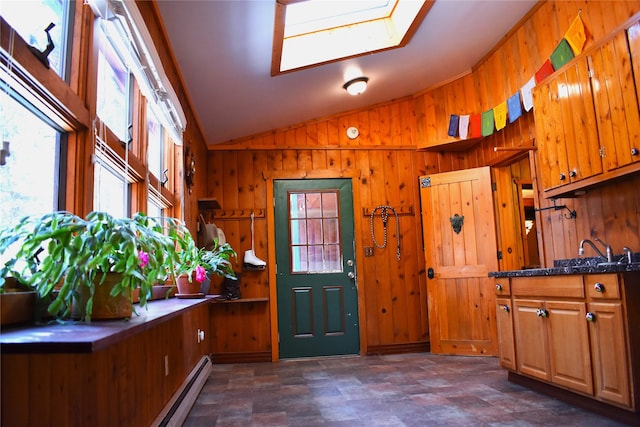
{"left": 203, "top": 1, "right": 640, "bottom": 357}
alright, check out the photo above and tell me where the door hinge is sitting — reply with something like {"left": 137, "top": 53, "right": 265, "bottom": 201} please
{"left": 491, "top": 182, "right": 497, "bottom": 191}
{"left": 497, "top": 250, "right": 503, "bottom": 260}
{"left": 599, "top": 146, "right": 606, "bottom": 158}
{"left": 420, "top": 177, "right": 431, "bottom": 188}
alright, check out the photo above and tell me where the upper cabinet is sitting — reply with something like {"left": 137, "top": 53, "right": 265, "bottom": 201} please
{"left": 533, "top": 21, "right": 640, "bottom": 198}
{"left": 590, "top": 30, "right": 640, "bottom": 172}
{"left": 533, "top": 56, "right": 602, "bottom": 190}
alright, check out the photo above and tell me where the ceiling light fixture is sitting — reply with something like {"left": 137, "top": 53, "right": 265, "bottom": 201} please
{"left": 343, "top": 76, "right": 369, "bottom": 95}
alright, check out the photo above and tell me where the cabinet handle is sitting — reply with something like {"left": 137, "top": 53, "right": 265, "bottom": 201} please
{"left": 501, "top": 304, "right": 510, "bottom": 313}
{"left": 569, "top": 170, "right": 577, "bottom": 178}
{"left": 586, "top": 312, "right": 596, "bottom": 322}
{"left": 594, "top": 282, "right": 605, "bottom": 293}
{"left": 536, "top": 308, "right": 548, "bottom": 318}
{"left": 496, "top": 283, "right": 503, "bottom": 291}
{"left": 559, "top": 173, "right": 566, "bottom": 181}
{"left": 632, "top": 147, "right": 639, "bottom": 156}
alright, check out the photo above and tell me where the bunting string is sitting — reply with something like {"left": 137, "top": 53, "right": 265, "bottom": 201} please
{"left": 446, "top": 13, "right": 587, "bottom": 140}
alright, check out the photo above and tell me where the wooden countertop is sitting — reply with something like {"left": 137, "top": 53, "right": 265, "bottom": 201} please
{"left": 0, "top": 296, "right": 213, "bottom": 354}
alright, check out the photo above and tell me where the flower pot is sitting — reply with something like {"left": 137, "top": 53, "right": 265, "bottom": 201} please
{"left": 151, "top": 284, "right": 176, "bottom": 300}
{"left": 0, "top": 290, "right": 37, "bottom": 326}
{"left": 71, "top": 273, "right": 133, "bottom": 320}
{"left": 175, "top": 274, "right": 204, "bottom": 297}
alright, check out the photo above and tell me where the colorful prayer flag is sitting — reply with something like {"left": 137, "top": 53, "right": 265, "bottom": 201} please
{"left": 459, "top": 115, "right": 470, "bottom": 139}
{"left": 494, "top": 101, "right": 507, "bottom": 131}
{"left": 507, "top": 92, "right": 522, "bottom": 123}
{"left": 481, "top": 110, "right": 495, "bottom": 137}
{"left": 535, "top": 59, "right": 554, "bottom": 84}
{"left": 550, "top": 39, "right": 575, "bottom": 70}
{"left": 521, "top": 76, "right": 535, "bottom": 112}
{"left": 448, "top": 115, "right": 459, "bottom": 137}
{"left": 469, "top": 114, "right": 482, "bottom": 138}
{"left": 565, "top": 14, "right": 586, "bottom": 55}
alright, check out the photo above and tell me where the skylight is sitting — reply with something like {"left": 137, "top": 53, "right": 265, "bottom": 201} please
{"left": 272, "top": 0, "right": 433, "bottom": 75}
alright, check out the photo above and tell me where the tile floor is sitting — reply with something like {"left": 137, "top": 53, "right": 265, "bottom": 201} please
{"left": 184, "top": 352, "right": 628, "bottom": 426}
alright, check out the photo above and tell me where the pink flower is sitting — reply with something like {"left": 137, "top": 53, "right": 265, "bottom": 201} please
{"left": 138, "top": 251, "right": 149, "bottom": 269}
{"left": 195, "top": 265, "right": 207, "bottom": 283}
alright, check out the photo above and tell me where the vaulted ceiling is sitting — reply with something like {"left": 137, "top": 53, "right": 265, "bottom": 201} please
{"left": 155, "top": 0, "right": 537, "bottom": 147}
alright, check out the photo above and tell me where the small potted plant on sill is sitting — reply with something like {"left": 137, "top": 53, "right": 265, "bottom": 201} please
{"left": 0, "top": 211, "right": 183, "bottom": 322}
{"left": 172, "top": 227, "right": 236, "bottom": 297}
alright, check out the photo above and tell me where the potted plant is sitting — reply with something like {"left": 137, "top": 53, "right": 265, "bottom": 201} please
{"left": 172, "top": 226, "right": 236, "bottom": 296}
{"left": 0, "top": 211, "right": 183, "bottom": 321}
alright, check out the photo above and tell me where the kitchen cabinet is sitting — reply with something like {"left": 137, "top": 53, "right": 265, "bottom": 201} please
{"left": 585, "top": 274, "right": 631, "bottom": 407}
{"left": 496, "top": 297, "right": 516, "bottom": 370}
{"left": 589, "top": 30, "right": 640, "bottom": 172}
{"left": 533, "top": 57, "right": 601, "bottom": 191}
{"left": 532, "top": 23, "right": 640, "bottom": 198}
{"left": 498, "top": 273, "right": 635, "bottom": 410}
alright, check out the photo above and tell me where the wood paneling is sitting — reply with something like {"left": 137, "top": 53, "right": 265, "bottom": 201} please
{"left": 1, "top": 303, "right": 210, "bottom": 427}
{"left": 203, "top": 1, "right": 640, "bottom": 358}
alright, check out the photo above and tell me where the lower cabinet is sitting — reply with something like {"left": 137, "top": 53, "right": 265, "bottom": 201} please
{"left": 495, "top": 298, "right": 516, "bottom": 371}
{"left": 497, "top": 273, "right": 635, "bottom": 410}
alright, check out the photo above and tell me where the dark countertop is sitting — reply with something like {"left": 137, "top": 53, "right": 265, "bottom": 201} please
{"left": 490, "top": 256, "right": 640, "bottom": 278}
{"left": 0, "top": 296, "right": 213, "bottom": 354}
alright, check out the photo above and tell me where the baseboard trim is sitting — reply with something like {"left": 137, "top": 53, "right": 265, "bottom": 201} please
{"left": 366, "top": 341, "right": 430, "bottom": 356}
{"left": 211, "top": 351, "right": 272, "bottom": 364}
{"left": 152, "top": 355, "right": 212, "bottom": 427}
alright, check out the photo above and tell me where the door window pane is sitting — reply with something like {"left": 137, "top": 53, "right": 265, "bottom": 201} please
{"left": 289, "top": 190, "right": 342, "bottom": 274}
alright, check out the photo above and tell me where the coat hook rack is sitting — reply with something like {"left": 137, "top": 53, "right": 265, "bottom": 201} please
{"left": 534, "top": 199, "right": 577, "bottom": 219}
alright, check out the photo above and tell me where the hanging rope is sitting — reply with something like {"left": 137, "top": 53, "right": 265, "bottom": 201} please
{"left": 370, "top": 205, "right": 401, "bottom": 260}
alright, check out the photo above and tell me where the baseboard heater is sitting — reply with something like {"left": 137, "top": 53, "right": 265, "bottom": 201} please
{"left": 152, "top": 355, "right": 213, "bottom": 427}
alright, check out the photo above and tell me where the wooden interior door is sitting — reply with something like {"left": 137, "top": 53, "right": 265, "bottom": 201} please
{"left": 419, "top": 166, "right": 498, "bottom": 356}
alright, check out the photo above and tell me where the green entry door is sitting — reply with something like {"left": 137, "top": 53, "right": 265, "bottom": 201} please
{"left": 274, "top": 179, "right": 360, "bottom": 359}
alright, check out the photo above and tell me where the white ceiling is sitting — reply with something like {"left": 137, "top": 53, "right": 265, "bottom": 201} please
{"left": 155, "top": 0, "right": 537, "bottom": 147}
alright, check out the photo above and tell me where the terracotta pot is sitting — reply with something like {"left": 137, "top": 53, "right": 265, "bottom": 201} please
{"left": 0, "top": 291, "right": 37, "bottom": 326}
{"left": 151, "top": 284, "right": 176, "bottom": 300}
{"left": 71, "top": 273, "right": 132, "bottom": 320}
{"left": 175, "top": 274, "right": 203, "bottom": 296}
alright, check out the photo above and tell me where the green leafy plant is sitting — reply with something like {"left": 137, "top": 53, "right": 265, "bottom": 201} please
{"left": 172, "top": 225, "right": 236, "bottom": 283}
{"left": 0, "top": 211, "right": 187, "bottom": 321}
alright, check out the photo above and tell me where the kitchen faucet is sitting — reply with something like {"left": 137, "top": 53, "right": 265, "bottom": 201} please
{"left": 578, "top": 238, "right": 613, "bottom": 262}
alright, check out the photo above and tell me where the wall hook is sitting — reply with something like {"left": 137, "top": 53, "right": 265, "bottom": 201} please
{"left": 534, "top": 199, "right": 577, "bottom": 219}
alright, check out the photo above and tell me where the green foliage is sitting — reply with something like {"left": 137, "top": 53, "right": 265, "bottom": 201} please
{"left": 0, "top": 211, "right": 225, "bottom": 322}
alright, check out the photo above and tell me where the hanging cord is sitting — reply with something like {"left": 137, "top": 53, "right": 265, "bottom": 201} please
{"left": 250, "top": 211, "right": 255, "bottom": 251}
{"left": 370, "top": 206, "right": 401, "bottom": 260}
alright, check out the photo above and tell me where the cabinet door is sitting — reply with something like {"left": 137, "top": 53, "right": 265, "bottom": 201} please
{"left": 590, "top": 31, "right": 640, "bottom": 170}
{"left": 496, "top": 298, "right": 516, "bottom": 370}
{"left": 629, "top": 21, "right": 640, "bottom": 116}
{"left": 588, "top": 302, "right": 631, "bottom": 407}
{"left": 533, "top": 58, "right": 601, "bottom": 191}
{"left": 533, "top": 75, "right": 569, "bottom": 190}
{"left": 546, "top": 301, "right": 593, "bottom": 395}
{"left": 513, "top": 299, "right": 549, "bottom": 380}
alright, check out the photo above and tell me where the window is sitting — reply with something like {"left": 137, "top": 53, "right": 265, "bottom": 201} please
{"left": 96, "top": 23, "right": 131, "bottom": 143}
{"left": 272, "top": 0, "right": 432, "bottom": 74}
{"left": 93, "top": 158, "right": 129, "bottom": 218}
{"left": 1, "top": 0, "right": 74, "bottom": 79}
{"left": 0, "top": 91, "right": 63, "bottom": 223}
{"left": 289, "top": 191, "right": 342, "bottom": 273}
{"left": 146, "top": 104, "right": 163, "bottom": 179}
